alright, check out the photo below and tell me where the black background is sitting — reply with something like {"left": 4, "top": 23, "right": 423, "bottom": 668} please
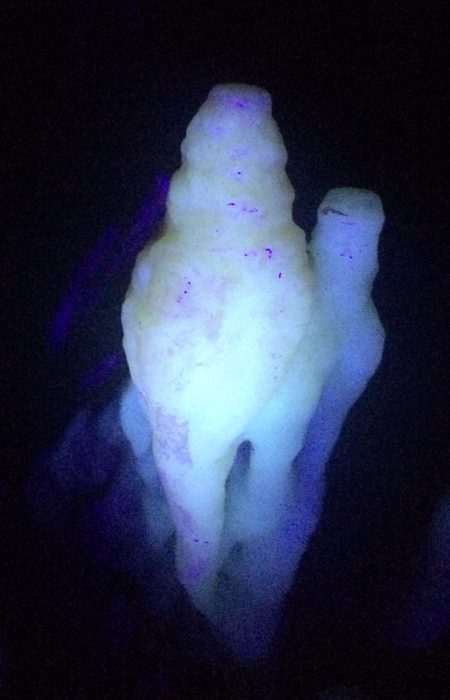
{"left": 2, "top": 1, "right": 449, "bottom": 698}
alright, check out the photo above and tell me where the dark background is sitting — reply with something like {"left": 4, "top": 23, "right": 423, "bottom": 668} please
{"left": 2, "top": 1, "right": 449, "bottom": 698}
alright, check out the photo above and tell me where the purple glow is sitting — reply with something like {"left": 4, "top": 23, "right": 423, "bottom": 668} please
{"left": 50, "top": 225, "right": 122, "bottom": 352}
{"left": 81, "top": 350, "right": 125, "bottom": 391}
{"left": 50, "top": 173, "right": 169, "bottom": 353}
{"left": 111, "top": 173, "right": 170, "bottom": 277}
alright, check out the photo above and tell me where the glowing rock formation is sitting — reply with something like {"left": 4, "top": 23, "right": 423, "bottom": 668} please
{"left": 121, "top": 84, "right": 385, "bottom": 656}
